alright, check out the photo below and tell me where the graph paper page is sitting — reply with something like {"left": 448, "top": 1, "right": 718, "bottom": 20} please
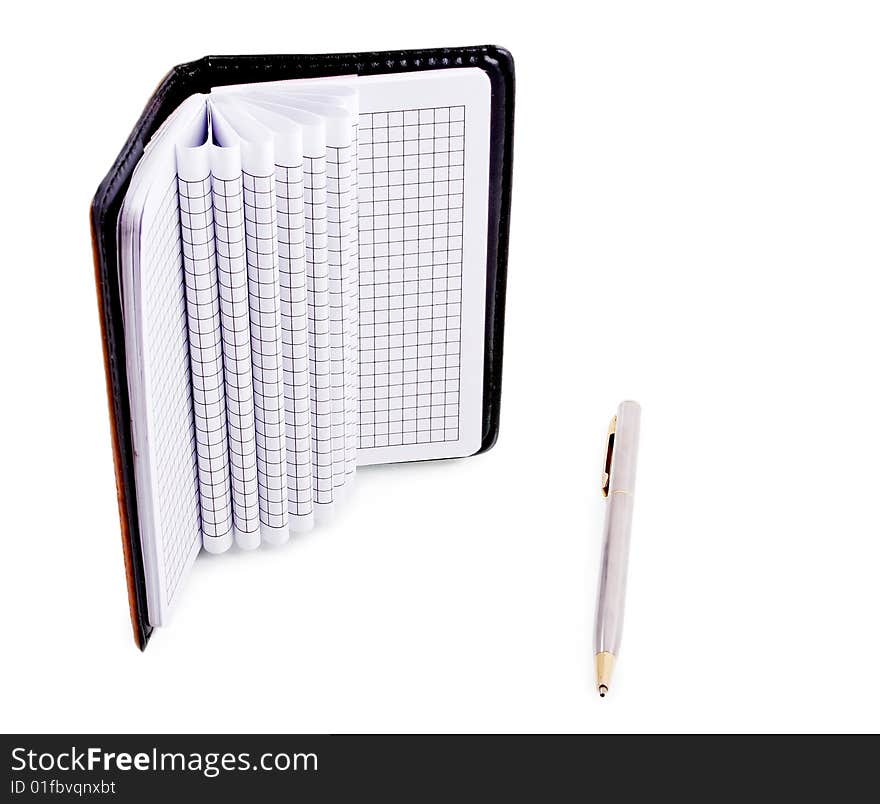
{"left": 209, "top": 142, "right": 262, "bottom": 549}
{"left": 238, "top": 101, "right": 317, "bottom": 532}
{"left": 120, "top": 94, "right": 207, "bottom": 625}
{"left": 354, "top": 69, "right": 490, "bottom": 464}
{"left": 243, "top": 101, "right": 336, "bottom": 513}
{"left": 211, "top": 103, "right": 290, "bottom": 541}
{"left": 286, "top": 101, "right": 355, "bottom": 497}
{"left": 176, "top": 142, "right": 235, "bottom": 554}
{"left": 274, "top": 90, "right": 361, "bottom": 484}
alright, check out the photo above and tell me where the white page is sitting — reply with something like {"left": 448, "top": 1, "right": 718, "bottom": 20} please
{"left": 354, "top": 70, "right": 491, "bottom": 464}
{"left": 120, "top": 94, "right": 208, "bottom": 624}
{"left": 209, "top": 142, "right": 262, "bottom": 549}
{"left": 176, "top": 139, "right": 235, "bottom": 555}
{"left": 265, "top": 100, "right": 354, "bottom": 499}
{"left": 246, "top": 100, "right": 337, "bottom": 518}
{"left": 251, "top": 88, "right": 361, "bottom": 484}
{"left": 211, "top": 103, "right": 289, "bottom": 542}
{"left": 238, "top": 101, "right": 316, "bottom": 533}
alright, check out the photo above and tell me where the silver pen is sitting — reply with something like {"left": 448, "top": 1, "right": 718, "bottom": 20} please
{"left": 594, "top": 401, "right": 641, "bottom": 697}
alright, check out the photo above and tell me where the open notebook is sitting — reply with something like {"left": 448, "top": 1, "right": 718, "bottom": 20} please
{"left": 92, "top": 47, "right": 514, "bottom": 648}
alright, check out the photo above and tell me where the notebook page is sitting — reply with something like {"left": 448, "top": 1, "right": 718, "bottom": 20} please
{"left": 229, "top": 87, "right": 361, "bottom": 483}
{"left": 276, "top": 101, "right": 354, "bottom": 498}
{"left": 120, "top": 95, "right": 206, "bottom": 624}
{"left": 289, "top": 90, "right": 362, "bottom": 484}
{"left": 238, "top": 102, "right": 316, "bottom": 533}
{"left": 355, "top": 69, "right": 491, "bottom": 464}
{"left": 211, "top": 104, "right": 290, "bottom": 541}
{"left": 213, "top": 90, "right": 361, "bottom": 477}
{"left": 176, "top": 142, "right": 235, "bottom": 554}
{"left": 248, "top": 101, "right": 336, "bottom": 516}
{"left": 344, "top": 94, "right": 361, "bottom": 485}
{"left": 209, "top": 143, "right": 262, "bottom": 549}
{"left": 135, "top": 178, "right": 202, "bottom": 620}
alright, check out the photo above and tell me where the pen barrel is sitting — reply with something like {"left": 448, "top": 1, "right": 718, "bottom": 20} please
{"left": 594, "top": 491, "right": 635, "bottom": 656}
{"left": 594, "top": 401, "right": 640, "bottom": 658}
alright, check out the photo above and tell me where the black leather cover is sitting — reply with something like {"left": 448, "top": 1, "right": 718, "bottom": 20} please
{"left": 91, "top": 46, "right": 515, "bottom": 649}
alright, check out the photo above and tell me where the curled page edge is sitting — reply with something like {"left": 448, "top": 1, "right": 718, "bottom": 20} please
{"left": 175, "top": 137, "right": 235, "bottom": 556}
{"left": 208, "top": 140, "right": 262, "bottom": 550}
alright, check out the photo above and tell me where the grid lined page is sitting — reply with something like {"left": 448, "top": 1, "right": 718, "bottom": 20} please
{"left": 326, "top": 140, "right": 354, "bottom": 492}
{"left": 243, "top": 90, "right": 361, "bottom": 481}
{"left": 276, "top": 159, "right": 315, "bottom": 524}
{"left": 243, "top": 170, "right": 289, "bottom": 533}
{"left": 344, "top": 120, "right": 360, "bottom": 481}
{"left": 211, "top": 165, "right": 261, "bottom": 545}
{"left": 140, "top": 177, "right": 201, "bottom": 611}
{"left": 357, "top": 107, "right": 465, "bottom": 449}
{"left": 303, "top": 150, "right": 334, "bottom": 507}
{"left": 178, "top": 171, "right": 234, "bottom": 549}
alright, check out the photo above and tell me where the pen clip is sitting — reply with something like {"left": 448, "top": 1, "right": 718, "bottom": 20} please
{"left": 601, "top": 415, "right": 617, "bottom": 497}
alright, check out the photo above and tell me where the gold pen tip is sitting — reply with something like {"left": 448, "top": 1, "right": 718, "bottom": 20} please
{"left": 595, "top": 651, "right": 615, "bottom": 696}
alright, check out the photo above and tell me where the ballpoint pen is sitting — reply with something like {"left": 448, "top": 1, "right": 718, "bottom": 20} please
{"left": 594, "top": 400, "right": 641, "bottom": 697}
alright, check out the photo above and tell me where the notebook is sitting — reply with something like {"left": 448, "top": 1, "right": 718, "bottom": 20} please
{"left": 91, "top": 47, "right": 514, "bottom": 649}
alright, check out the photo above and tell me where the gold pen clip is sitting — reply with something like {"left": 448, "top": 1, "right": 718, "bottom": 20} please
{"left": 601, "top": 415, "right": 617, "bottom": 497}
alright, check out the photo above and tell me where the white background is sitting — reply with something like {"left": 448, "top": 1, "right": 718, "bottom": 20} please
{"left": 2, "top": 1, "right": 878, "bottom": 734}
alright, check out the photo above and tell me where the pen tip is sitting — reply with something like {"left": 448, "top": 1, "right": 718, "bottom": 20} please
{"left": 595, "top": 652, "right": 615, "bottom": 697}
